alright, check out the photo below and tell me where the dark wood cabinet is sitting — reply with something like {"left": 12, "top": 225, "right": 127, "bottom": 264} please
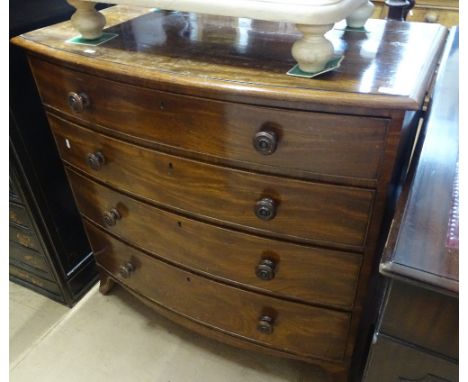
{"left": 9, "top": 0, "right": 101, "bottom": 305}
{"left": 12, "top": 7, "right": 447, "bottom": 380}
{"left": 363, "top": 27, "right": 459, "bottom": 382}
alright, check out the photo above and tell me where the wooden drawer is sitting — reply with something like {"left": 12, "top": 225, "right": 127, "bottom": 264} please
{"left": 50, "top": 115, "right": 374, "bottom": 249}
{"left": 31, "top": 58, "right": 389, "bottom": 184}
{"left": 10, "top": 224, "right": 40, "bottom": 251}
{"left": 9, "top": 178, "right": 22, "bottom": 203}
{"left": 10, "top": 202, "right": 31, "bottom": 228}
{"left": 380, "top": 281, "right": 458, "bottom": 359}
{"left": 9, "top": 263, "right": 60, "bottom": 295}
{"left": 85, "top": 222, "right": 351, "bottom": 362}
{"left": 407, "top": 7, "right": 459, "bottom": 26}
{"left": 9, "top": 241, "right": 51, "bottom": 276}
{"left": 68, "top": 168, "right": 362, "bottom": 309}
{"left": 415, "top": 0, "right": 458, "bottom": 8}
{"left": 364, "top": 334, "right": 458, "bottom": 382}
{"left": 372, "top": 1, "right": 459, "bottom": 26}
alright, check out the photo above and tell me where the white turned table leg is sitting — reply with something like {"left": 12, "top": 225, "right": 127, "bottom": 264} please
{"left": 67, "top": 0, "right": 106, "bottom": 39}
{"left": 346, "top": 0, "right": 374, "bottom": 28}
{"left": 292, "top": 24, "right": 334, "bottom": 73}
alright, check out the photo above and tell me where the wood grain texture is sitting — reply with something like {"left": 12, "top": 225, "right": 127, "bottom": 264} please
{"left": 85, "top": 222, "right": 351, "bottom": 362}
{"left": 380, "top": 280, "right": 458, "bottom": 360}
{"left": 49, "top": 114, "right": 375, "bottom": 250}
{"left": 9, "top": 202, "right": 31, "bottom": 228}
{"left": 67, "top": 167, "right": 362, "bottom": 309}
{"left": 98, "top": 271, "right": 115, "bottom": 295}
{"left": 372, "top": 0, "right": 458, "bottom": 8}
{"left": 381, "top": 28, "right": 459, "bottom": 294}
{"left": 363, "top": 334, "right": 458, "bottom": 382}
{"left": 364, "top": 29, "right": 459, "bottom": 382}
{"left": 30, "top": 57, "right": 390, "bottom": 186}
{"left": 9, "top": 264, "right": 61, "bottom": 295}
{"left": 406, "top": 7, "right": 459, "bottom": 26}
{"left": 13, "top": 7, "right": 447, "bottom": 112}
{"left": 97, "top": 271, "right": 350, "bottom": 379}
{"left": 10, "top": 224, "right": 40, "bottom": 251}
{"left": 11, "top": 7, "right": 449, "bottom": 380}
{"left": 9, "top": 241, "right": 50, "bottom": 274}
{"left": 372, "top": 0, "right": 459, "bottom": 27}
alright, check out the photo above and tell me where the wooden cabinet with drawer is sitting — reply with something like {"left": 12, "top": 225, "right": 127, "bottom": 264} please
{"left": 363, "top": 27, "right": 459, "bottom": 382}
{"left": 12, "top": 6, "right": 447, "bottom": 381}
{"left": 372, "top": 0, "right": 459, "bottom": 27}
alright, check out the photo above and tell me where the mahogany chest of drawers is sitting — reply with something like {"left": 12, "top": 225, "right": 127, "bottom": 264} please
{"left": 12, "top": 6, "right": 447, "bottom": 381}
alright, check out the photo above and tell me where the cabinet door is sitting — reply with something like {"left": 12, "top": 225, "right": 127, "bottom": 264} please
{"left": 363, "top": 334, "right": 458, "bottom": 382}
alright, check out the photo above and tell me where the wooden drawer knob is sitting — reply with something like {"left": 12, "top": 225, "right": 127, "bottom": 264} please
{"left": 256, "top": 259, "right": 276, "bottom": 281}
{"left": 253, "top": 130, "right": 278, "bottom": 155}
{"left": 424, "top": 11, "right": 439, "bottom": 23}
{"left": 103, "top": 208, "right": 121, "bottom": 227}
{"left": 119, "top": 262, "right": 135, "bottom": 279}
{"left": 257, "top": 315, "right": 274, "bottom": 335}
{"left": 86, "top": 151, "right": 106, "bottom": 170}
{"left": 255, "top": 198, "right": 277, "bottom": 221}
{"left": 67, "top": 91, "right": 90, "bottom": 113}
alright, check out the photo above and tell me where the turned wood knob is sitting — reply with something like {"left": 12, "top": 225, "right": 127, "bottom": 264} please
{"left": 86, "top": 151, "right": 105, "bottom": 170}
{"left": 257, "top": 315, "right": 274, "bottom": 335}
{"left": 256, "top": 259, "right": 276, "bottom": 281}
{"left": 424, "top": 11, "right": 439, "bottom": 23}
{"left": 67, "top": 91, "right": 90, "bottom": 113}
{"left": 255, "top": 198, "right": 277, "bottom": 221}
{"left": 119, "top": 262, "right": 135, "bottom": 279}
{"left": 103, "top": 208, "right": 121, "bottom": 227}
{"left": 253, "top": 130, "right": 278, "bottom": 155}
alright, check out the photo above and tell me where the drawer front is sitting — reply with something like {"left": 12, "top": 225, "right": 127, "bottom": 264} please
{"left": 9, "top": 241, "right": 51, "bottom": 276}
{"left": 364, "top": 334, "right": 458, "bottom": 382}
{"left": 10, "top": 202, "right": 31, "bottom": 228}
{"left": 31, "top": 58, "right": 389, "bottom": 183}
{"left": 86, "top": 222, "right": 351, "bottom": 361}
{"left": 50, "top": 115, "right": 374, "bottom": 248}
{"left": 10, "top": 225, "right": 40, "bottom": 251}
{"left": 68, "top": 168, "right": 362, "bottom": 309}
{"left": 9, "top": 264, "right": 60, "bottom": 296}
{"left": 407, "top": 7, "right": 459, "bottom": 26}
{"left": 380, "top": 281, "right": 458, "bottom": 359}
{"left": 413, "top": 0, "right": 458, "bottom": 8}
{"left": 9, "top": 178, "right": 22, "bottom": 203}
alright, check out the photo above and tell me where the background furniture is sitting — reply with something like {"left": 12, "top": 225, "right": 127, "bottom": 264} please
{"left": 372, "top": 0, "right": 459, "bottom": 26}
{"left": 12, "top": 7, "right": 447, "bottom": 380}
{"left": 9, "top": 0, "right": 103, "bottom": 305}
{"left": 363, "top": 27, "right": 459, "bottom": 382}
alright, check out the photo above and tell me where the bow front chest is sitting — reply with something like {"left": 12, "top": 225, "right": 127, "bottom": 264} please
{"left": 12, "top": 6, "right": 447, "bottom": 381}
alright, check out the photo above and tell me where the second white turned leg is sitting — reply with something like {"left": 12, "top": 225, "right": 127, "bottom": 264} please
{"left": 346, "top": 0, "right": 374, "bottom": 28}
{"left": 67, "top": 0, "right": 106, "bottom": 39}
{"left": 291, "top": 24, "right": 334, "bottom": 73}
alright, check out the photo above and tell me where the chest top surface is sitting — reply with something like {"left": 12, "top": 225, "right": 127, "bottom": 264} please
{"left": 13, "top": 5, "right": 446, "bottom": 111}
